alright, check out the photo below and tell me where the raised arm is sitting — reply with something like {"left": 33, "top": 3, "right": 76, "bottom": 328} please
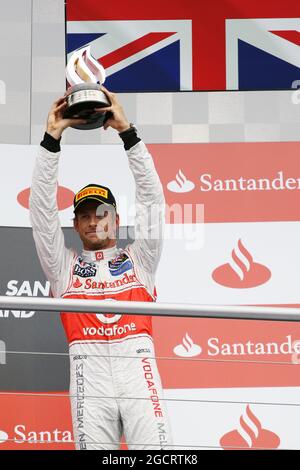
{"left": 98, "top": 87, "right": 165, "bottom": 282}
{"left": 126, "top": 141, "right": 165, "bottom": 275}
{"left": 29, "top": 98, "right": 85, "bottom": 297}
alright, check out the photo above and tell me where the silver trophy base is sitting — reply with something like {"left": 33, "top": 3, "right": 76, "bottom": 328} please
{"left": 64, "top": 83, "right": 111, "bottom": 130}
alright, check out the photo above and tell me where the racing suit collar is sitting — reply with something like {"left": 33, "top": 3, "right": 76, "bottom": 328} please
{"left": 81, "top": 246, "right": 118, "bottom": 263}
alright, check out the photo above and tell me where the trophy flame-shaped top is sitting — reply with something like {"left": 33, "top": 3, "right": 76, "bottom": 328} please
{"left": 66, "top": 46, "right": 106, "bottom": 87}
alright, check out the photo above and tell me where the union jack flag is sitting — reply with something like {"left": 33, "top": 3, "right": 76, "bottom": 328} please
{"left": 66, "top": 20, "right": 192, "bottom": 92}
{"left": 226, "top": 18, "right": 300, "bottom": 90}
{"left": 66, "top": 0, "right": 300, "bottom": 91}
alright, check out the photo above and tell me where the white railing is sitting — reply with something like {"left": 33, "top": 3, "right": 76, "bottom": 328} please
{"left": 1, "top": 296, "right": 300, "bottom": 321}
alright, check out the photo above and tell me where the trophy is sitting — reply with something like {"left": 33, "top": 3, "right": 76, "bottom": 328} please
{"left": 64, "top": 46, "right": 111, "bottom": 130}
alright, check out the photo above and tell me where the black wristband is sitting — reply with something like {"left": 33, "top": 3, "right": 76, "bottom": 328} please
{"left": 40, "top": 132, "right": 61, "bottom": 153}
{"left": 119, "top": 125, "right": 141, "bottom": 151}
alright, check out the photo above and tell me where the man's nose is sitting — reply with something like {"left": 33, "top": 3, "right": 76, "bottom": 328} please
{"left": 88, "top": 215, "right": 98, "bottom": 226}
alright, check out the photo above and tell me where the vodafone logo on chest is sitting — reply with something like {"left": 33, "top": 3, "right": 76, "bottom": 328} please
{"left": 95, "top": 251, "right": 104, "bottom": 261}
{"left": 82, "top": 299, "right": 137, "bottom": 338}
{"left": 83, "top": 322, "right": 137, "bottom": 338}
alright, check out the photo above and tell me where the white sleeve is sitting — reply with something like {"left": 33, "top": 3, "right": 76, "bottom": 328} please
{"left": 29, "top": 145, "right": 75, "bottom": 297}
{"left": 126, "top": 141, "right": 165, "bottom": 294}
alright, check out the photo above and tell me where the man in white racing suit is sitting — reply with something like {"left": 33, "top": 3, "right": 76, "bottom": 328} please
{"left": 29, "top": 87, "right": 172, "bottom": 450}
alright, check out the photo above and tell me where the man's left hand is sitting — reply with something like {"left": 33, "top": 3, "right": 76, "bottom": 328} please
{"left": 94, "top": 86, "right": 131, "bottom": 132}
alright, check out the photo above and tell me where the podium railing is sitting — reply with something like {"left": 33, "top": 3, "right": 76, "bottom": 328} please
{"left": 1, "top": 296, "right": 300, "bottom": 321}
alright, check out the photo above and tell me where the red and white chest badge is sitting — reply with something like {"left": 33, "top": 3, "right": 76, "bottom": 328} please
{"left": 95, "top": 251, "right": 104, "bottom": 261}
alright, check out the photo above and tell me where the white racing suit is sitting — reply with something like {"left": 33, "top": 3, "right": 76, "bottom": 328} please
{"left": 29, "top": 141, "right": 173, "bottom": 450}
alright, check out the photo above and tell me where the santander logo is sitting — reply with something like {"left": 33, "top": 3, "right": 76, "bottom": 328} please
{"left": 173, "top": 333, "right": 202, "bottom": 357}
{"left": 17, "top": 185, "right": 74, "bottom": 211}
{"left": 0, "top": 425, "right": 72, "bottom": 445}
{"left": 212, "top": 239, "right": 271, "bottom": 288}
{"left": 73, "top": 278, "right": 82, "bottom": 288}
{"left": 220, "top": 405, "right": 280, "bottom": 450}
{"left": 167, "top": 170, "right": 195, "bottom": 193}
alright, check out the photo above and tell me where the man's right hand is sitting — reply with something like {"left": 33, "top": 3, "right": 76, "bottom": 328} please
{"left": 46, "top": 97, "right": 86, "bottom": 140}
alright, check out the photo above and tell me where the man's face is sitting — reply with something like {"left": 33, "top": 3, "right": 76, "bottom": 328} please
{"left": 73, "top": 201, "right": 119, "bottom": 250}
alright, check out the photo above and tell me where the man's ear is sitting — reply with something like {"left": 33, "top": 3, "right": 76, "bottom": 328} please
{"left": 73, "top": 215, "right": 79, "bottom": 233}
{"left": 116, "top": 213, "right": 120, "bottom": 227}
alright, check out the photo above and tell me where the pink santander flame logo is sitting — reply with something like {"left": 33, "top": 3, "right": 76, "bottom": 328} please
{"left": 173, "top": 333, "right": 202, "bottom": 357}
{"left": 167, "top": 169, "right": 195, "bottom": 193}
{"left": 220, "top": 405, "right": 280, "bottom": 450}
{"left": 212, "top": 239, "right": 271, "bottom": 288}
